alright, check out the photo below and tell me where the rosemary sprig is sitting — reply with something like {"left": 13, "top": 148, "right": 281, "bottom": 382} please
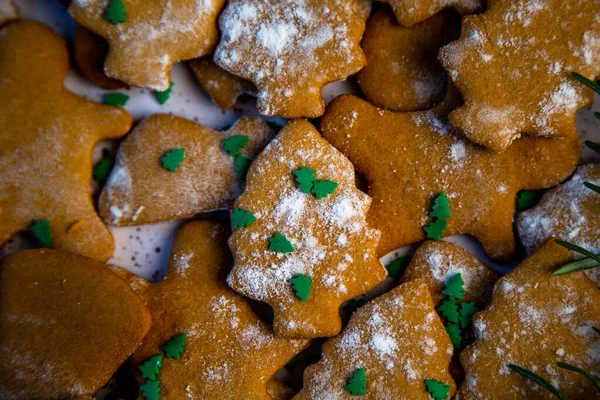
{"left": 557, "top": 362, "right": 600, "bottom": 393}
{"left": 572, "top": 72, "right": 600, "bottom": 95}
{"left": 553, "top": 257, "right": 600, "bottom": 276}
{"left": 585, "top": 140, "right": 600, "bottom": 154}
{"left": 508, "top": 364, "right": 564, "bottom": 399}
{"left": 554, "top": 239, "right": 600, "bottom": 264}
{"left": 584, "top": 182, "right": 600, "bottom": 194}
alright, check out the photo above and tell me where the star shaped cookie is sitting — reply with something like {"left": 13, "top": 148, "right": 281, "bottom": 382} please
{"left": 356, "top": 8, "right": 461, "bottom": 112}
{"left": 228, "top": 119, "right": 387, "bottom": 338}
{"left": 320, "top": 95, "right": 580, "bottom": 261}
{"left": 190, "top": 55, "right": 256, "bottom": 109}
{"left": 401, "top": 240, "right": 498, "bottom": 306}
{"left": 375, "top": 0, "right": 484, "bottom": 26}
{"left": 69, "top": 0, "right": 227, "bottom": 91}
{"left": 294, "top": 279, "right": 456, "bottom": 399}
{"left": 0, "top": 21, "right": 132, "bottom": 261}
{"left": 99, "top": 115, "right": 274, "bottom": 226}
{"left": 439, "top": 0, "right": 600, "bottom": 151}
{"left": 458, "top": 239, "right": 600, "bottom": 399}
{"left": 0, "top": 249, "right": 151, "bottom": 398}
{"left": 120, "top": 220, "right": 308, "bottom": 399}
{"left": 214, "top": 0, "right": 370, "bottom": 118}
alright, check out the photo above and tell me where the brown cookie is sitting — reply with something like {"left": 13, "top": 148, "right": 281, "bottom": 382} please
{"left": 294, "top": 279, "right": 456, "bottom": 399}
{"left": 69, "top": 0, "right": 227, "bottom": 91}
{"left": 0, "top": 0, "right": 17, "bottom": 25}
{"left": 214, "top": 0, "right": 370, "bottom": 118}
{"left": 228, "top": 119, "right": 387, "bottom": 339}
{"left": 73, "top": 24, "right": 126, "bottom": 90}
{"left": 319, "top": 95, "right": 580, "bottom": 261}
{"left": 401, "top": 240, "right": 498, "bottom": 307}
{"left": 356, "top": 8, "right": 461, "bottom": 112}
{"left": 458, "top": 240, "right": 600, "bottom": 399}
{"left": 121, "top": 220, "right": 308, "bottom": 399}
{"left": 0, "top": 249, "right": 151, "bottom": 398}
{"left": 189, "top": 55, "right": 256, "bottom": 109}
{"left": 0, "top": 20, "right": 132, "bottom": 261}
{"left": 375, "top": 0, "right": 484, "bottom": 26}
{"left": 439, "top": 0, "right": 600, "bottom": 151}
{"left": 99, "top": 115, "right": 274, "bottom": 226}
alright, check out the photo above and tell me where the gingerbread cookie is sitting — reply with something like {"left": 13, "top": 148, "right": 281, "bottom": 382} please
{"left": 69, "top": 0, "right": 227, "bottom": 91}
{"left": 356, "top": 8, "right": 461, "bottom": 112}
{"left": 0, "top": 249, "right": 151, "bottom": 398}
{"left": 439, "top": 0, "right": 600, "bottom": 151}
{"left": 99, "top": 115, "right": 274, "bottom": 226}
{"left": 320, "top": 95, "right": 580, "bottom": 260}
{"left": 0, "top": 20, "right": 132, "bottom": 261}
{"left": 458, "top": 240, "right": 600, "bottom": 399}
{"left": 0, "top": 0, "right": 17, "bottom": 25}
{"left": 190, "top": 55, "right": 255, "bottom": 109}
{"left": 375, "top": 0, "right": 483, "bottom": 26}
{"left": 228, "top": 119, "right": 387, "bottom": 338}
{"left": 401, "top": 241, "right": 498, "bottom": 307}
{"left": 74, "top": 24, "right": 126, "bottom": 90}
{"left": 214, "top": 0, "right": 370, "bottom": 118}
{"left": 121, "top": 220, "right": 308, "bottom": 399}
{"left": 294, "top": 279, "right": 455, "bottom": 399}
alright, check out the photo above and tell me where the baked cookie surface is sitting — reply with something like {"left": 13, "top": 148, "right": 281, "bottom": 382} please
{"left": 375, "top": 0, "right": 484, "bottom": 26}
{"left": 0, "top": 20, "right": 132, "bottom": 261}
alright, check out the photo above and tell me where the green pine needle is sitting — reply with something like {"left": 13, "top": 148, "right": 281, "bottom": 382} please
{"left": 554, "top": 239, "right": 600, "bottom": 264}
{"left": 594, "top": 327, "right": 600, "bottom": 336}
{"left": 585, "top": 141, "right": 600, "bottom": 154}
{"left": 584, "top": 181, "right": 600, "bottom": 194}
{"left": 572, "top": 72, "right": 600, "bottom": 95}
{"left": 553, "top": 257, "right": 600, "bottom": 276}
{"left": 557, "top": 362, "right": 600, "bottom": 393}
{"left": 507, "top": 364, "right": 564, "bottom": 400}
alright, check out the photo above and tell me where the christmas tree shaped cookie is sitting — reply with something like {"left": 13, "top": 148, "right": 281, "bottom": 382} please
{"left": 99, "top": 115, "right": 274, "bottom": 226}
{"left": 214, "top": 0, "right": 370, "bottom": 118}
{"left": 458, "top": 240, "right": 600, "bottom": 399}
{"left": 121, "top": 220, "right": 308, "bottom": 399}
{"left": 0, "top": 21, "right": 132, "bottom": 261}
{"left": 375, "top": 0, "right": 484, "bottom": 26}
{"left": 356, "top": 8, "right": 461, "bottom": 112}
{"left": 69, "top": 0, "right": 226, "bottom": 90}
{"left": 294, "top": 280, "right": 456, "bottom": 399}
{"left": 228, "top": 120, "right": 387, "bottom": 338}
{"left": 0, "top": 249, "right": 151, "bottom": 398}
{"left": 190, "top": 55, "right": 256, "bottom": 109}
{"left": 439, "top": 0, "right": 600, "bottom": 151}
{"left": 320, "top": 95, "right": 580, "bottom": 261}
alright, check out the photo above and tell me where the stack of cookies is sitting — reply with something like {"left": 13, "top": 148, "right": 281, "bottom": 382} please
{"left": 1, "top": 0, "right": 600, "bottom": 399}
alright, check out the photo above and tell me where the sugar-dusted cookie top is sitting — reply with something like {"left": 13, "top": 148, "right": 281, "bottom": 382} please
{"left": 458, "top": 240, "right": 600, "bottom": 399}
{"left": 228, "top": 119, "right": 387, "bottom": 338}
{"left": 356, "top": 9, "right": 461, "bottom": 112}
{"left": 99, "top": 115, "right": 274, "bottom": 226}
{"left": 122, "top": 220, "right": 308, "bottom": 399}
{"left": 375, "top": 0, "right": 483, "bottom": 26}
{"left": 69, "top": 0, "right": 227, "bottom": 91}
{"left": 73, "top": 24, "right": 126, "bottom": 90}
{"left": 402, "top": 241, "right": 498, "bottom": 306}
{"left": 0, "top": 249, "right": 151, "bottom": 399}
{"left": 190, "top": 55, "right": 256, "bottom": 109}
{"left": 320, "top": 95, "right": 580, "bottom": 261}
{"left": 214, "top": 0, "right": 370, "bottom": 118}
{"left": 439, "top": 0, "right": 600, "bottom": 151}
{"left": 518, "top": 164, "right": 600, "bottom": 256}
{"left": 0, "top": 0, "right": 17, "bottom": 25}
{"left": 0, "top": 20, "right": 132, "bottom": 261}
{"left": 294, "top": 279, "right": 455, "bottom": 399}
